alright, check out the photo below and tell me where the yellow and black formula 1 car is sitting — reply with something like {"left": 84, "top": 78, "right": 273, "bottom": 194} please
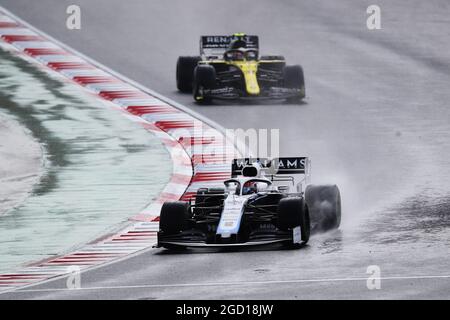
{"left": 176, "top": 33, "right": 305, "bottom": 103}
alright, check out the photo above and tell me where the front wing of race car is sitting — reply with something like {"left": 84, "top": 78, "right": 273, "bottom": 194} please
{"left": 200, "top": 86, "right": 304, "bottom": 101}
{"left": 156, "top": 227, "right": 302, "bottom": 248}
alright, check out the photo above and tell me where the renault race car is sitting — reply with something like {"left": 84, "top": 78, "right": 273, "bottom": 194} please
{"left": 157, "top": 157, "right": 341, "bottom": 250}
{"left": 176, "top": 33, "right": 305, "bottom": 103}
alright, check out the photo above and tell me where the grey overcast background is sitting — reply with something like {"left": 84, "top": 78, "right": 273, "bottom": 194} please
{"left": 0, "top": 0, "right": 449, "bottom": 299}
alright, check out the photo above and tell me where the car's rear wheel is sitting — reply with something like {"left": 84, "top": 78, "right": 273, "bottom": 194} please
{"left": 277, "top": 197, "right": 310, "bottom": 244}
{"left": 283, "top": 65, "right": 305, "bottom": 102}
{"left": 159, "top": 201, "right": 191, "bottom": 235}
{"left": 305, "top": 185, "right": 341, "bottom": 231}
{"left": 193, "top": 65, "right": 216, "bottom": 104}
{"left": 176, "top": 56, "right": 201, "bottom": 92}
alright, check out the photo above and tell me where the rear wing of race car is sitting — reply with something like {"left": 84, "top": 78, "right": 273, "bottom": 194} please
{"left": 200, "top": 34, "right": 259, "bottom": 59}
{"left": 231, "top": 157, "right": 311, "bottom": 193}
{"left": 231, "top": 157, "right": 310, "bottom": 176}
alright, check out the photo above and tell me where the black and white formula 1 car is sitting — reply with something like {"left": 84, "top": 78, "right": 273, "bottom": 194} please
{"left": 176, "top": 33, "right": 305, "bottom": 103}
{"left": 157, "top": 157, "right": 341, "bottom": 250}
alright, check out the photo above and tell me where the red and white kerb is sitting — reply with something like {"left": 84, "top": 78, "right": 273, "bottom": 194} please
{"left": 0, "top": 9, "right": 239, "bottom": 292}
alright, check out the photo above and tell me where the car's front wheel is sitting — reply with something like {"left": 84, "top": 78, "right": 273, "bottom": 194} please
{"left": 159, "top": 201, "right": 191, "bottom": 235}
{"left": 193, "top": 65, "right": 216, "bottom": 104}
{"left": 277, "top": 197, "right": 310, "bottom": 244}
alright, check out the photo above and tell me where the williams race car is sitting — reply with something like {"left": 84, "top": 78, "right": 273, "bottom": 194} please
{"left": 176, "top": 33, "right": 305, "bottom": 103}
{"left": 157, "top": 157, "right": 341, "bottom": 250}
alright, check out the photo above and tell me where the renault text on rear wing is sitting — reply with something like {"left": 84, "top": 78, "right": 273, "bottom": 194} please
{"left": 200, "top": 35, "right": 259, "bottom": 58}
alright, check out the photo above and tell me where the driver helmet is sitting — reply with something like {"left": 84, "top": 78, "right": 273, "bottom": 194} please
{"left": 224, "top": 35, "right": 258, "bottom": 61}
{"left": 225, "top": 38, "right": 246, "bottom": 61}
{"left": 242, "top": 180, "right": 258, "bottom": 195}
{"left": 225, "top": 49, "right": 246, "bottom": 61}
{"left": 229, "top": 38, "right": 247, "bottom": 50}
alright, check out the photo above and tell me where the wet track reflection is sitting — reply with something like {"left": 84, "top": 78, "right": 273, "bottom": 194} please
{"left": 0, "top": 48, "right": 171, "bottom": 273}
{"left": 0, "top": 0, "right": 448, "bottom": 299}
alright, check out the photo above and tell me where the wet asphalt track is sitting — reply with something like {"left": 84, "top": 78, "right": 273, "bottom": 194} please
{"left": 0, "top": 0, "right": 449, "bottom": 299}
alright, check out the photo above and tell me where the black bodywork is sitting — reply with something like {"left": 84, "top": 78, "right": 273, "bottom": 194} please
{"left": 198, "top": 60, "right": 303, "bottom": 101}
{"left": 157, "top": 188, "right": 297, "bottom": 248}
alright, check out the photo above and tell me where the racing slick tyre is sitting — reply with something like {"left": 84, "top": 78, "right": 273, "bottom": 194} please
{"left": 277, "top": 197, "right": 310, "bottom": 243}
{"left": 176, "top": 56, "right": 201, "bottom": 92}
{"left": 193, "top": 65, "right": 216, "bottom": 103}
{"left": 283, "top": 65, "right": 305, "bottom": 102}
{"left": 159, "top": 201, "right": 191, "bottom": 235}
{"left": 305, "top": 185, "right": 341, "bottom": 231}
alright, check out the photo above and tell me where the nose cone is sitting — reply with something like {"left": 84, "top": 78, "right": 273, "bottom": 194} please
{"left": 246, "top": 74, "right": 260, "bottom": 95}
{"left": 240, "top": 62, "right": 260, "bottom": 95}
